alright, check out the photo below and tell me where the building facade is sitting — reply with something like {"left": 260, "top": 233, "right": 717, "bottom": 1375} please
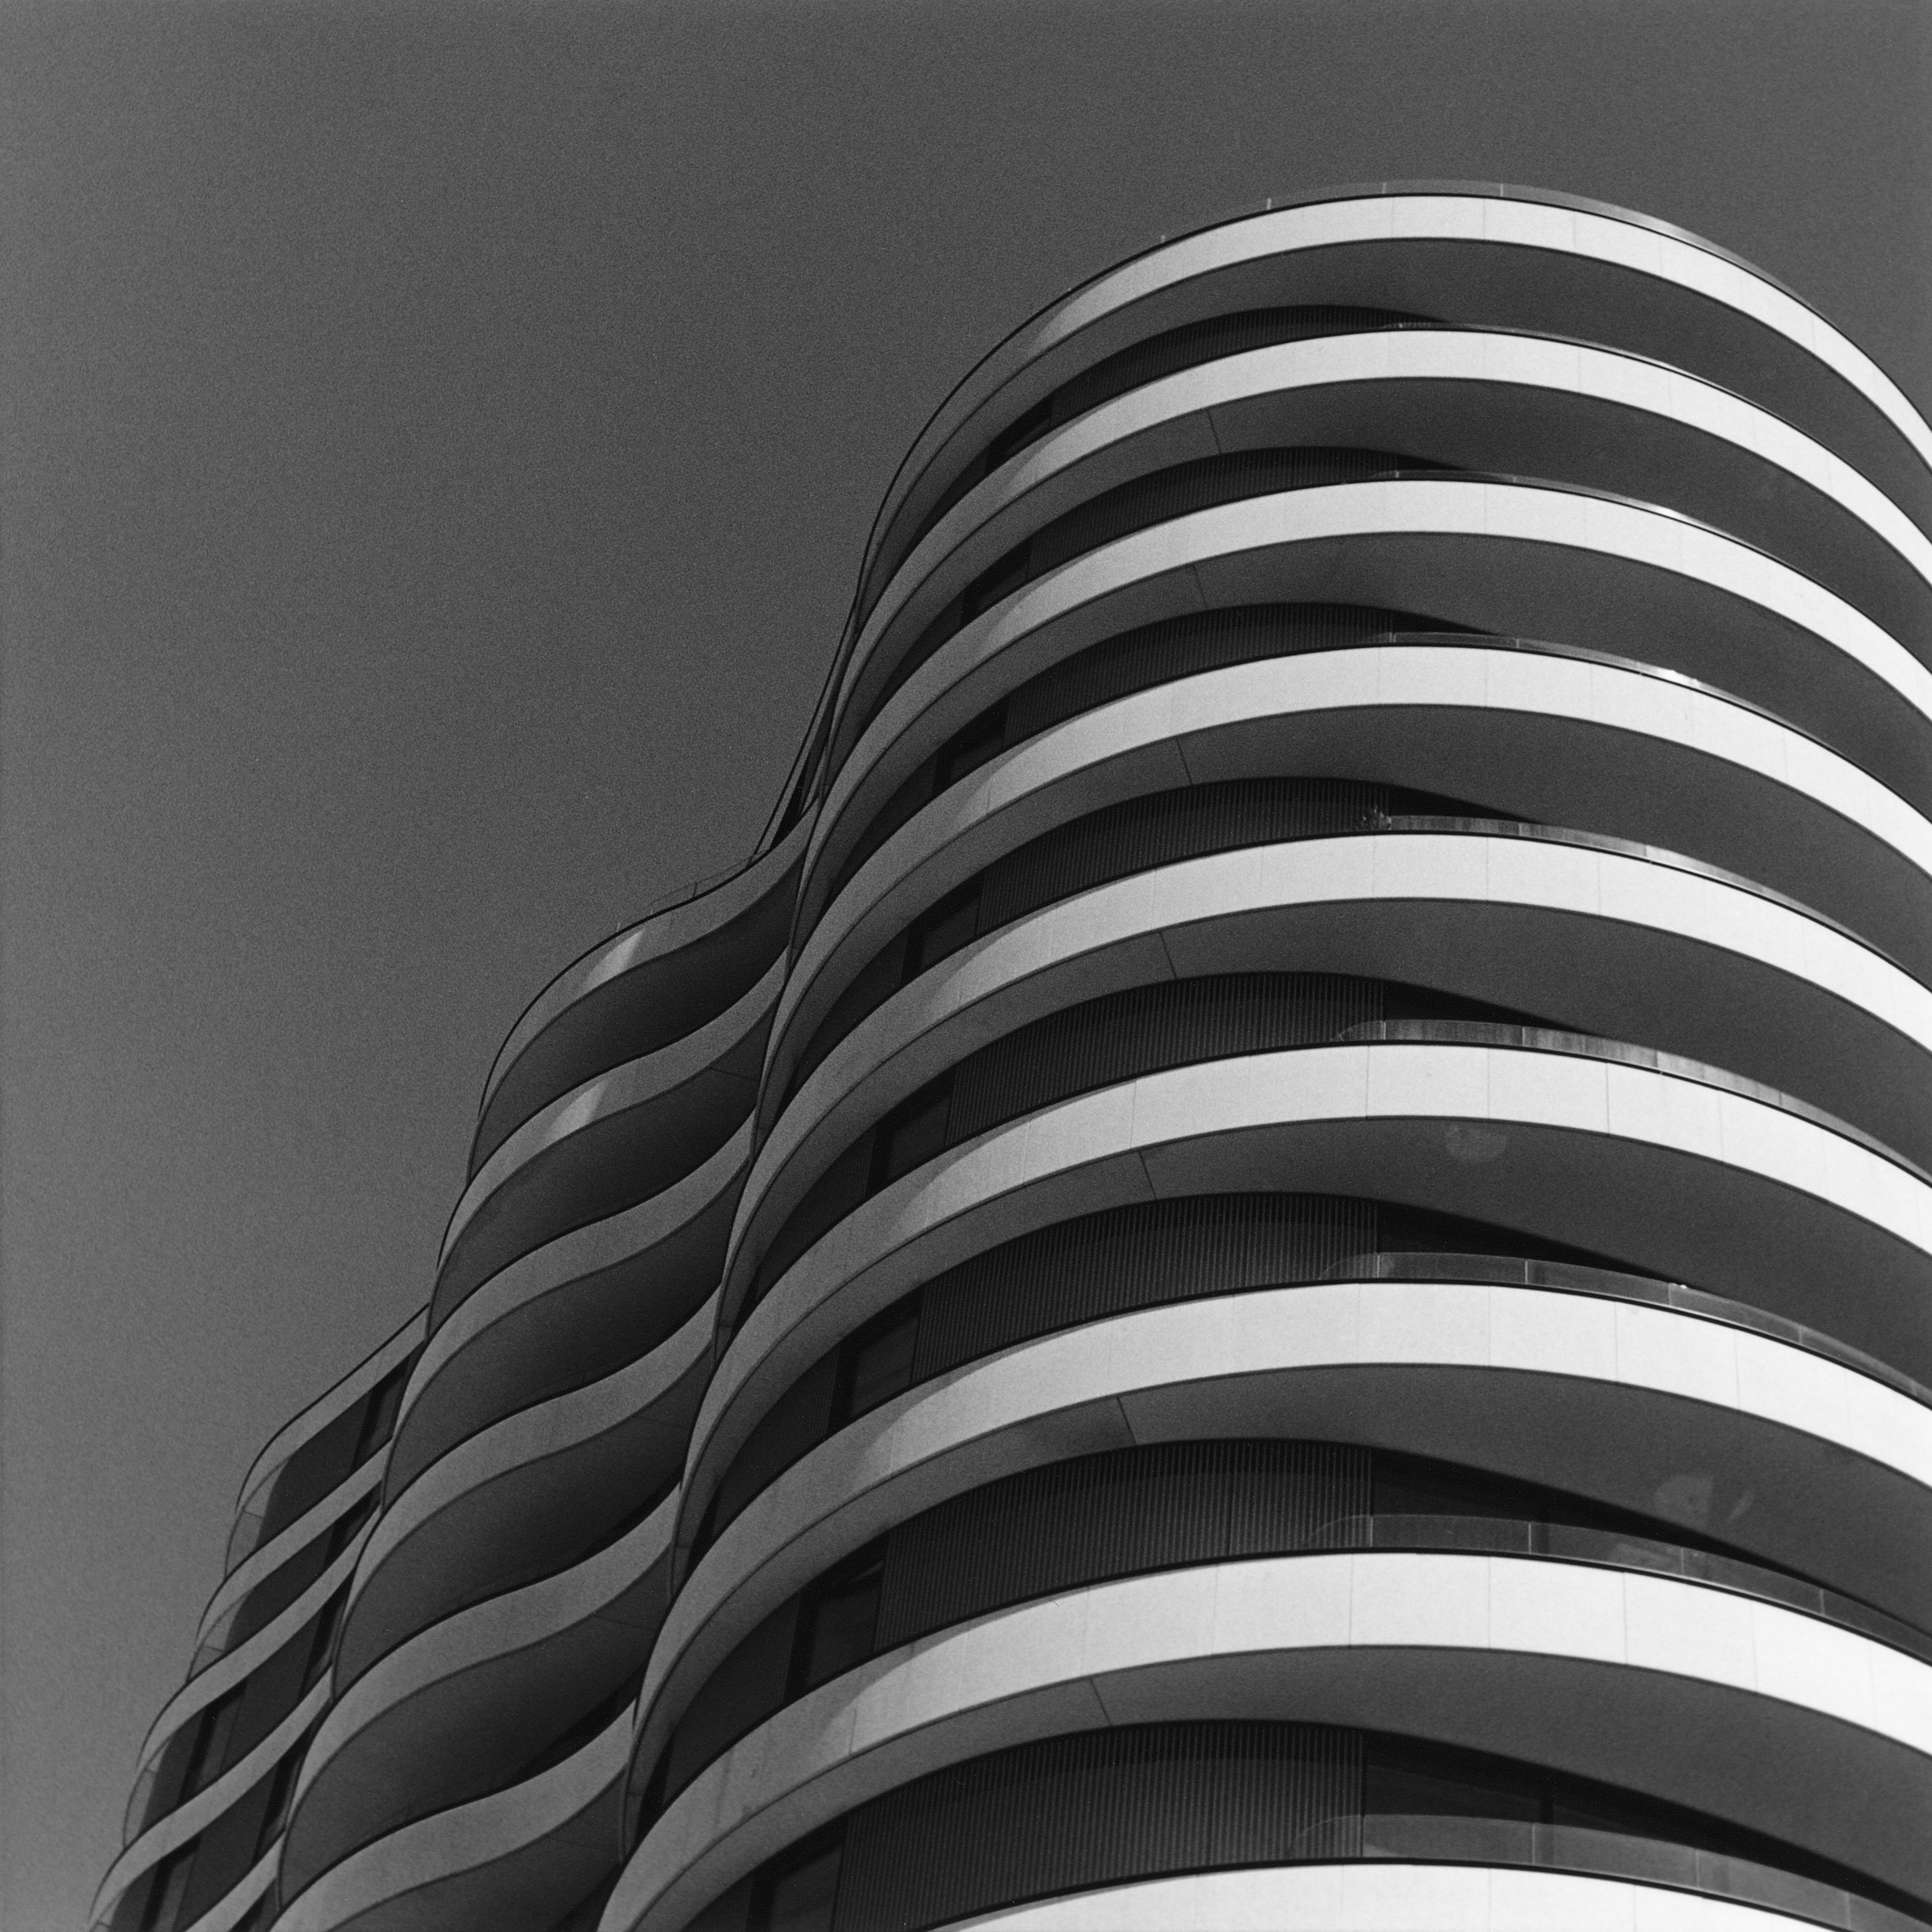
{"left": 98, "top": 184, "right": 1932, "bottom": 1932}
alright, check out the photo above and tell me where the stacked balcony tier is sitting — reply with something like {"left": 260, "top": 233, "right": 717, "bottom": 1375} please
{"left": 108, "top": 184, "right": 1932, "bottom": 1932}
{"left": 615, "top": 185, "right": 1932, "bottom": 1932}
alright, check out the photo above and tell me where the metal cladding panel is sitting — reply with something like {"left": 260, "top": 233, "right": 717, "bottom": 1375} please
{"left": 836, "top": 1722, "right": 1364, "bottom": 1932}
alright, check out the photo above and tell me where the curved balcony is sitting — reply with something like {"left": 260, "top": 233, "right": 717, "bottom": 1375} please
{"left": 833, "top": 1857, "right": 1920, "bottom": 1932}
{"left": 335, "top": 1295, "right": 709, "bottom": 1687}
{"left": 860, "top": 331, "right": 1932, "bottom": 712}
{"left": 389, "top": 1126, "right": 749, "bottom": 1496}
{"left": 431, "top": 959, "right": 780, "bottom": 1331}
{"left": 225, "top": 1314, "right": 423, "bottom": 1579}
{"left": 610, "top": 1550, "right": 1932, "bottom": 1932}
{"left": 644, "top": 1268, "right": 1932, "bottom": 1810}
{"left": 95, "top": 1676, "right": 330, "bottom": 1932}
{"left": 861, "top": 185, "right": 1932, "bottom": 619}
{"left": 827, "top": 479, "right": 1932, "bottom": 873}
{"left": 637, "top": 1461, "right": 1932, "bottom": 1857}
{"left": 696, "top": 1032, "right": 1932, "bottom": 1515}
{"left": 188, "top": 1457, "right": 382, "bottom": 1681}
{"left": 740, "top": 835, "right": 1932, "bottom": 1306}
{"left": 471, "top": 820, "right": 807, "bottom": 1173}
{"left": 130, "top": 1520, "right": 374, "bottom": 1843}
{"left": 278, "top": 1494, "right": 675, "bottom": 1901}
{"left": 172, "top": 1847, "right": 276, "bottom": 1932}
{"left": 795, "top": 638, "right": 1932, "bottom": 1038}
{"left": 272, "top": 1705, "right": 630, "bottom": 1932}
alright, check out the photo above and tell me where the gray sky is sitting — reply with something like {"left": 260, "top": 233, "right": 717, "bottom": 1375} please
{"left": 3, "top": 2, "right": 1929, "bottom": 1926}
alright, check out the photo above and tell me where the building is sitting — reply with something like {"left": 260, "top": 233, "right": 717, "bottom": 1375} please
{"left": 97, "top": 183, "right": 1932, "bottom": 1932}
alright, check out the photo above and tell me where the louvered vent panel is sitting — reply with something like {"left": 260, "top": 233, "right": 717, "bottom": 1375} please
{"left": 874, "top": 1440, "right": 1372, "bottom": 1653}
{"left": 912, "top": 1192, "right": 1377, "bottom": 1381}
{"left": 836, "top": 1721, "right": 1364, "bottom": 1932}
{"left": 1226, "top": 1438, "right": 1374, "bottom": 1558}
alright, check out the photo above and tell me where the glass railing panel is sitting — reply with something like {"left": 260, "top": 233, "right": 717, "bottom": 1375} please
{"left": 1363, "top": 1812, "right": 1536, "bottom": 1863}
{"left": 1336, "top": 1249, "right": 1932, "bottom": 1411}
{"left": 1362, "top": 1814, "right": 1910, "bottom": 1932}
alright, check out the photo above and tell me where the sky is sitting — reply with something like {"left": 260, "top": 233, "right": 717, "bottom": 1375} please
{"left": 2, "top": 2, "right": 1929, "bottom": 1926}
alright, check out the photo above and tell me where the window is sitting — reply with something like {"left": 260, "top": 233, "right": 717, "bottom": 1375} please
{"left": 934, "top": 702, "right": 1008, "bottom": 791}
{"left": 1364, "top": 1751, "right": 1541, "bottom": 1822}
{"left": 353, "top": 1362, "right": 409, "bottom": 1465}
{"left": 869, "top": 1079, "right": 952, "bottom": 1189}
{"left": 140, "top": 1844, "right": 196, "bottom": 1932}
{"left": 902, "top": 881, "right": 983, "bottom": 984}
{"left": 983, "top": 398, "right": 1053, "bottom": 473}
{"left": 180, "top": 1686, "right": 242, "bottom": 1799}
{"left": 322, "top": 1493, "right": 376, "bottom": 1563}
{"left": 756, "top": 1831, "right": 844, "bottom": 1932}
{"left": 300, "top": 1589, "right": 348, "bottom": 1691}
{"left": 791, "top": 1550, "right": 885, "bottom": 1695}
{"left": 254, "top": 1744, "right": 305, "bottom": 1860}
{"left": 960, "top": 543, "right": 1033, "bottom": 623}
{"left": 832, "top": 1298, "right": 920, "bottom": 1429}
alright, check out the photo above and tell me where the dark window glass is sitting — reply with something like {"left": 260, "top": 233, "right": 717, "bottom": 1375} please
{"left": 140, "top": 1843, "right": 196, "bottom": 1932}
{"left": 322, "top": 1493, "right": 376, "bottom": 1563}
{"left": 902, "top": 881, "right": 983, "bottom": 984}
{"left": 960, "top": 543, "right": 1032, "bottom": 621}
{"left": 982, "top": 397, "right": 1052, "bottom": 472}
{"left": 1365, "top": 1747, "right": 1542, "bottom": 1822}
{"left": 180, "top": 1687, "right": 242, "bottom": 1798}
{"left": 793, "top": 1554, "right": 885, "bottom": 1695}
{"left": 760, "top": 1837, "right": 842, "bottom": 1932}
{"left": 935, "top": 700, "right": 1009, "bottom": 790}
{"left": 254, "top": 1746, "right": 303, "bottom": 1860}
{"left": 1372, "top": 1453, "right": 1542, "bottom": 1522}
{"left": 869, "top": 1079, "right": 952, "bottom": 1188}
{"left": 353, "top": 1364, "right": 409, "bottom": 1464}
{"left": 301, "top": 1590, "right": 348, "bottom": 1691}
{"left": 1550, "top": 1786, "right": 1657, "bottom": 1833}
{"left": 515, "top": 1670, "right": 645, "bottom": 1781}
{"left": 833, "top": 1299, "right": 921, "bottom": 1428}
